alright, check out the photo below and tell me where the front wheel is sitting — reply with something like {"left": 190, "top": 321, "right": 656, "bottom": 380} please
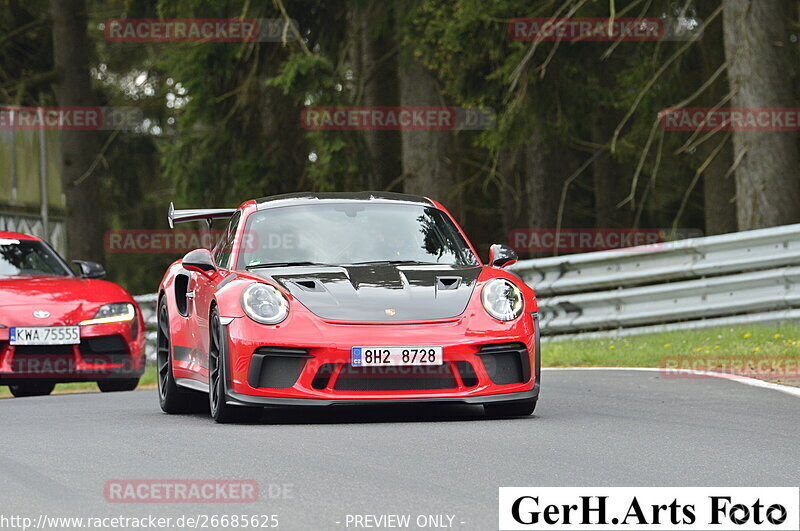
{"left": 484, "top": 398, "right": 537, "bottom": 418}
{"left": 9, "top": 382, "right": 55, "bottom": 398}
{"left": 208, "top": 308, "right": 261, "bottom": 423}
{"left": 98, "top": 378, "right": 140, "bottom": 392}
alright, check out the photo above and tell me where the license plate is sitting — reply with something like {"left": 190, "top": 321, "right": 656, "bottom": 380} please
{"left": 351, "top": 346, "right": 443, "bottom": 367}
{"left": 10, "top": 326, "right": 80, "bottom": 345}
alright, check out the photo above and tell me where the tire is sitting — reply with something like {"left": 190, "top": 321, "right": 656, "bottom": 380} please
{"left": 98, "top": 378, "right": 140, "bottom": 392}
{"left": 157, "top": 297, "right": 203, "bottom": 414}
{"left": 9, "top": 382, "right": 55, "bottom": 398}
{"left": 484, "top": 398, "right": 537, "bottom": 418}
{"left": 208, "top": 308, "right": 261, "bottom": 423}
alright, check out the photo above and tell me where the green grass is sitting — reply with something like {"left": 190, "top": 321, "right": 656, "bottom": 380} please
{"left": 545, "top": 322, "right": 800, "bottom": 384}
{"left": 0, "top": 364, "right": 157, "bottom": 398}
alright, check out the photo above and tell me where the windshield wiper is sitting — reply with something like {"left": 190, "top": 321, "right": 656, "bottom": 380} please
{"left": 246, "top": 261, "right": 330, "bottom": 269}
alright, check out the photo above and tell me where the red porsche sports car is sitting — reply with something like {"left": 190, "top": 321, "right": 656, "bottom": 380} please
{"left": 0, "top": 232, "right": 146, "bottom": 397}
{"left": 157, "top": 192, "right": 540, "bottom": 422}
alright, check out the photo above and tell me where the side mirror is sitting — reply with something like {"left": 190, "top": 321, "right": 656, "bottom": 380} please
{"left": 182, "top": 248, "right": 216, "bottom": 274}
{"left": 73, "top": 260, "right": 106, "bottom": 279}
{"left": 488, "top": 244, "right": 518, "bottom": 268}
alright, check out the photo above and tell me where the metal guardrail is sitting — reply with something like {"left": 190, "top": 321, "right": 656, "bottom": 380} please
{"left": 133, "top": 224, "right": 800, "bottom": 350}
{"left": 512, "top": 224, "right": 800, "bottom": 296}
{"left": 510, "top": 224, "right": 800, "bottom": 338}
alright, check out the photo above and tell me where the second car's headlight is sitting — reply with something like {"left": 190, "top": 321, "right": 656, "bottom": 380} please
{"left": 242, "top": 283, "right": 289, "bottom": 325}
{"left": 481, "top": 279, "right": 524, "bottom": 321}
{"left": 80, "top": 302, "right": 135, "bottom": 325}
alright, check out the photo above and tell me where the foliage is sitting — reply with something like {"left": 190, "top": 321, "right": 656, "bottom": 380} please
{"left": 1, "top": 0, "right": 797, "bottom": 292}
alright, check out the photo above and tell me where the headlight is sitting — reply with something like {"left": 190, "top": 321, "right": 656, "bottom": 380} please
{"left": 481, "top": 279, "right": 523, "bottom": 321}
{"left": 242, "top": 283, "right": 289, "bottom": 325}
{"left": 79, "top": 302, "right": 135, "bottom": 325}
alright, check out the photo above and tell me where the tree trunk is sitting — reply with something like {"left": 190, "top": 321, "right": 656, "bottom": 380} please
{"left": 397, "top": 53, "right": 453, "bottom": 205}
{"left": 498, "top": 127, "right": 566, "bottom": 257}
{"left": 522, "top": 131, "right": 557, "bottom": 229}
{"left": 723, "top": 0, "right": 800, "bottom": 229}
{"left": 354, "top": 2, "right": 401, "bottom": 190}
{"left": 591, "top": 110, "right": 629, "bottom": 228}
{"left": 51, "top": 0, "right": 105, "bottom": 262}
{"left": 699, "top": 5, "right": 737, "bottom": 235}
{"left": 701, "top": 139, "right": 738, "bottom": 235}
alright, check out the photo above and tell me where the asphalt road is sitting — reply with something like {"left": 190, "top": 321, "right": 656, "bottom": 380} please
{"left": 1, "top": 369, "right": 798, "bottom": 531}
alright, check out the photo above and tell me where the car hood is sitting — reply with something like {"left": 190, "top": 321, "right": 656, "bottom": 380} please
{"left": 257, "top": 264, "right": 481, "bottom": 322}
{"left": 0, "top": 275, "right": 132, "bottom": 326}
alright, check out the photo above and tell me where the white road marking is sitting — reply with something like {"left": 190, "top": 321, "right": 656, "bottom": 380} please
{"left": 543, "top": 367, "right": 800, "bottom": 399}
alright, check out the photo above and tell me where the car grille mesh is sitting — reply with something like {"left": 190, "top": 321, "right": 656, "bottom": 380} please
{"left": 79, "top": 335, "right": 130, "bottom": 364}
{"left": 333, "top": 364, "right": 457, "bottom": 391}
{"left": 14, "top": 345, "right": 75, "bottom": 356}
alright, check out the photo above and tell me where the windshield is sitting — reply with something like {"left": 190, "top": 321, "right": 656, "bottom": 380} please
{"left": 237, "top": 203, "right": 478, "bottom": 269}
{"left": 0, "top": 238, "right": 73, "bottom": 277}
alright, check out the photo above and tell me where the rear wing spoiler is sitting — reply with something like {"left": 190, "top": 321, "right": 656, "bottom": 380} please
{"left": 168, "top": 202, "right": 237, "bottom": 228}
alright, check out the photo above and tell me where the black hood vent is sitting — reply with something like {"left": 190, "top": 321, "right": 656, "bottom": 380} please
{"left": 436, "top": 276, "right": 461, "bottom": 291}
{"left": 291, "top": 279, "right": 325, "bottom": 292}
{"left": 263, "top": 264, "right": 481, "bottom": 322}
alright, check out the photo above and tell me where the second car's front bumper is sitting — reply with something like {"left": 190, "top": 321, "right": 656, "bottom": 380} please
{"left": 0, "top": 321, "right": 146, "bottom": 383}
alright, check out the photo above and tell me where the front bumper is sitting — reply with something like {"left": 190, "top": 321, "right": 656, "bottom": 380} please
{"left": 216, "top": 310, "right": 541, "bottom": 404}
{"left": 225, "top": 387, "right": 539, "bottom": 407}
{"left": 0, "top": 321, "right": 146, "bottom": 384}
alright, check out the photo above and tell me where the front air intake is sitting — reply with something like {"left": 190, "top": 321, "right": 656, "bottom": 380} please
{"left": 79, "top": 334, "right": 130, "bottom": 364}
{"left": 478, "top": 342, "right": 530, "bottom": 385}
{"left": 248, "top": 347, "right": 311, "bottom": 389}
{"left": 453, "top": 360, "right": 479, "bottom": 387}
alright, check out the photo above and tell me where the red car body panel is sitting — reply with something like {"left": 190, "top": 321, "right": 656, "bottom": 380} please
{"left": 0, "top": 232, "right": 146, "bottom": 383}
{"left": 159, "top": 195, "right": 540, "bottom": 406}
